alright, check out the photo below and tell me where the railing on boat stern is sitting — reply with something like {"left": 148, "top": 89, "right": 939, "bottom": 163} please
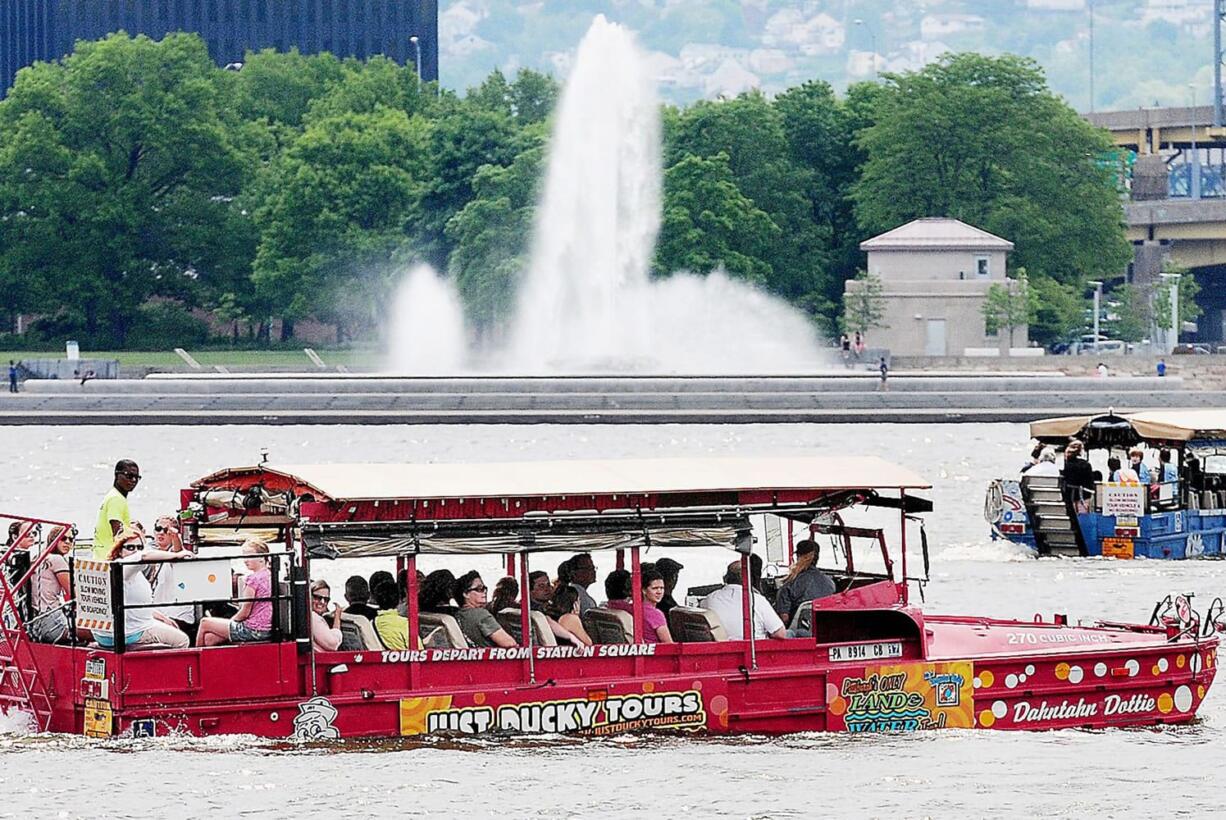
{"left": 0, "top": 513, "right": 73, "bottom": 731}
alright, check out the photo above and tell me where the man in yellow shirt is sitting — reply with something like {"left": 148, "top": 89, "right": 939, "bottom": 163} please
{"left": 372, "top": 579, "right": 414, "bottom": 649}
{"left": 93, "top": 460, "right": 140, "bottom": 559}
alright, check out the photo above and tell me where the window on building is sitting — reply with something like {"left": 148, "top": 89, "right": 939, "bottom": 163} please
{"left": 975, "top": 256, "right": 990, "bottom": 278}
{"left": 257, "top": 0, "right": 266, "bottom": 23}
{"left": 307, "top": 1, "right": 316, "bottom": 24}
{"left": 322, "top": 1, "right": 332, "bottom": 23}
{"left": 208, "top": 0, "right": 218, "bottom": 23}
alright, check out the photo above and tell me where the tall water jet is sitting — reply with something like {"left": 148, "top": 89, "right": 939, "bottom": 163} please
{"left": 506, "top": 15, "right": 829, "bottom": 374}
{"left": 385, "top": 264, "right": 468, "bottom": 374}
{"left": 508, "top": 15, "right": 661, "bottom": 369}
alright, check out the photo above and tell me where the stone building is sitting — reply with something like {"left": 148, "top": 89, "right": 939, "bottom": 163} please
{"left": 848, "top": 217, "right": 1024, "bottom": 356}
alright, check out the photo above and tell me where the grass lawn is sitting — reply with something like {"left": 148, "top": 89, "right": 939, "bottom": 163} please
{"left": 2, "top": 348, "right": 384, "bottom": 368}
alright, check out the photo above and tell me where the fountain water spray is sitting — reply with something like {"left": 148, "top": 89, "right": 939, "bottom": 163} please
{"left": 388, "top": 16, "right": 830, "bottom": 374}
{"left": 385, "top": 264, "right": 467, "bottom": 374}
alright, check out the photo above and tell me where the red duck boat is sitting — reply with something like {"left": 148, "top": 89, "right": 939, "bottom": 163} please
{"left": 0, "top": 455, "right": 1219, "bottom": 739}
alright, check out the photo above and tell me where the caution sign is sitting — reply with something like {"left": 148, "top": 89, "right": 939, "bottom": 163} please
{"left": 84, "top": 698, "right": 113, "bottom": 738}
{"left": 75, "top": 560, "right": 113, "bottom": 632}
{"left": 1101, "top": 537, "right": 1134, "bottom": 559}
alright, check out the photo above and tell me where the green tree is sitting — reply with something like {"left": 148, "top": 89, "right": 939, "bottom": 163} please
{"left": 982, "top": 269, "right": 1038, "bottom": 348}
{"left": 852, "top": 53, "right": 1130, "bottom": 289}
{"left": 1106, "top": 284, "right": 1149, "bottom": 343}
{"left": 0, "top": 33, "right": 248, "bottom": 346}
{"left": 445, "top": 136, "right": 547, "bottom": 331}
{"left": 1029, "top": 274, "right": 1085, "bottom": 347}
{"left": 667, "top": 91, "right": 833, "bottom": 317}
{"left": 655, "top": 153, "right": 781, "bottom": 285}
{"left": 841, "top": 271, "right": 888, "bottom": 336}
{"left": 251, "top": 108, "right": 430, "bottom": 341}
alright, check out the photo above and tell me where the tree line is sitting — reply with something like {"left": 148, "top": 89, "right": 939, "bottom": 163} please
{"left": 0, "top": 33, "right": 1131, "bottom": 349}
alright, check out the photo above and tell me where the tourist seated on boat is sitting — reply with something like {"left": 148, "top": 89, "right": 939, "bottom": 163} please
{"left": 419, "top": 569, "right": 458, "bottom": 616}
{"left": 487, "top": 576, "right": 520, "bottom": 614}
{"left": 603, "top": 567, "right": 673, "bottom": 643}
{"left": 95, "top": 528, "right": 191, "bottom": 650}
{"left": 1061, "top": 440, "right": 1096, "bottom": 514}
{"left": 547, "top": 585, "right": 592, "bottom": 646}
{"left": 559, "top": 554, "right": 598, "bottom": 615}
{"left": 528, "top": 570, "right": 553, "bottom": 612}
{"left": 372, "top": 579, "right": 412, "bottom": 649}
{"left": 146, "top": 514, "right": 199, "bottom": 645}
{"left": 368, "top": 569, "right": 394, "bottom": 601}
{"left": 655, "top": 557, "right": 683, "bottom": 615}
{"left": 603, "top": 568, "right": 631, "bottom": 607}
{"left": 196, "top": 538, "right": 274, "bottom": 647}
{"left": 1160, "top": 448, "right": 1179, "bottom": 492}
{"left": 701, "top": 561, "right": 786, "bottom": 641}
{"left": 1128, "top": 447, "right": 1153, "bottom": 484}
{"left": 310, "top": 579, "right": 343, "bottom": 652}
{"left": 1025, "top": 449, "right": 1059, "bottom": 479}
{"left": 399, "top": 569, "right": 425, "bottom": 616}
{"left": 453, "top": 571, "right": 517, "bottom": 648}
{"left": 343, "top": 575, "right": 377, "bottom": 622}
{"left": 28, "top": 525, "right": 74, "bottom": 643}
{"left": 1019, "top": 442, "right": 1044, "bottom": 474}
{"left": 1107, "top": 456, "right": 1122, "bottom": 482}
{"left": 773, "top": 540, "right": 836, "bottom": 627}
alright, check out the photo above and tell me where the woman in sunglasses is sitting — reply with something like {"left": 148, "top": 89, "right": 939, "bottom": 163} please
{"left": 453, "top": 570, "right": 517, "bottom": 648}
{"left": 309, "top": 579, "right": 343, "bottom": 652}
{"left": 28, "top": 525, "right": 75, "bottom": 643}
{"left": 197, "top": 538, "right": 274, "bottom": 647}
{"left": 95, "top": 528, "right": 191, "bottom": 649}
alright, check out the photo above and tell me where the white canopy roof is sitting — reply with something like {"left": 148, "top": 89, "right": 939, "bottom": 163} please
{"left": 233, "top": 455, "right": 930, "bottom": 501}
{"left": 1031, "top": 410, "right": 1226, "bottom": 443}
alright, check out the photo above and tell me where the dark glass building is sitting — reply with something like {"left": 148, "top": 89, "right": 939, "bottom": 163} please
{"left": 1, "top": 0, "right": 438, "bottom": 97}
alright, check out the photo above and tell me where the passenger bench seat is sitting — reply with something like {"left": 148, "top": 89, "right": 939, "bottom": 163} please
{"left": 667, "top": 606, "right": 728, "bottom": 642}
{"left": 582, "top": 607, "right": 633, "bottom": 644}
{"left": 418, "top": 612, "right": 469, "bottom": 649}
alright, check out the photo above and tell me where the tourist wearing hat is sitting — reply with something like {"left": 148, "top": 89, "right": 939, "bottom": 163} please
{"left": 655, "top": 557, "right": 684, "bottom": 615}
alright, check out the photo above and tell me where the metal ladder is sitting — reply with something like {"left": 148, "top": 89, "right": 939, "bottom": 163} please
{"left": 0, "top": 518, "right": 61, "bottom": 732}
{"left": 1022, "top": 476, "right": 1082, "bottom": 557}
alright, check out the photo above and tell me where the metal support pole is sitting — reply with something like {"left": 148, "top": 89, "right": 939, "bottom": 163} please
{"left": 900, "top": 491, "right": 909, "bottom": 606}
{"left": 406, "top": 554, "right": 419, "bottom": 689}
{"left": 1217, "top": 0, "right": 1224, "bottom": 127}
{"left": 519, "top": 552, "right": 534, "bottom": 683}
{"left": 1089, "top": 281, "right": 1102, "bottom": 351}
{"left": 1192, "top": 85, "right": 1202, "bottom": 200}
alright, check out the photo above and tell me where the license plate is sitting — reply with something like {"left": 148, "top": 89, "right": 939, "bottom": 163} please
{"left": 828, "top": 641, "right": 903, "bottom": 662}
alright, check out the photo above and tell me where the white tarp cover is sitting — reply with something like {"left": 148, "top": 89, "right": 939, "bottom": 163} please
{"left": 197, "top": 456, "right": 929, "bottom": 503}
{"left": 1031, "top": 410, "right": 1226, "bottom": 443}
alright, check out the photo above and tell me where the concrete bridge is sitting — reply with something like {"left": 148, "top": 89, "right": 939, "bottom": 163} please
{"left": 1086, "top": 105, "right": 1226, "bottom": 343}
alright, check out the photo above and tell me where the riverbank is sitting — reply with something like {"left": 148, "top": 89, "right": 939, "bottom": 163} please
{"left": 2, "top": 373, "right": 1217, "bottom": 425}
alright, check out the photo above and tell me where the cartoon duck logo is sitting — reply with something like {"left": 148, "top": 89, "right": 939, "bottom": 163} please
{"left": 291, "top": 696, "right": 340, "bottom": 741}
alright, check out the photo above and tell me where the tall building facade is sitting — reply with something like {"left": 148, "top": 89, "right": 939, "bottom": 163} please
{"left": 1, "top": 0, "right": 438, "bottom": 97}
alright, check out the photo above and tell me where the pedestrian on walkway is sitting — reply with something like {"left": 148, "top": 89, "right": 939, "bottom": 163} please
{"left": 878, "top": 356, "right": 889, "bottom": 392}
{"left": 8, "top": 361, "right": 17, "bottom": 393}
{"left": 1156, "top": 358, "right": 1166, "bottom": 377}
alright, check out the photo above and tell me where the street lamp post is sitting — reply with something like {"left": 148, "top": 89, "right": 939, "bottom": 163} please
{"left": 409, "top": 35, "right": 422, "bottom": 88}
{"left": 1159, "top": 272, "right": 1181, "bottom": 353}
{"left": 1088, "top": 280, "right": 1103, "bottom": 352}
{"left": 853, "top": 19, "right": 877, "bottom": 81}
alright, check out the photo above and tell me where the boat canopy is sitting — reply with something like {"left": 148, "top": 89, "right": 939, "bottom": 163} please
{"left": 1030, "top": 410, "right": 1226, "bottom": 447}
{"left": 190, "top": 456, "right": 931, "bottom": 558}
{"left": 192, "top": 456, "right": 930, "bottom": 502}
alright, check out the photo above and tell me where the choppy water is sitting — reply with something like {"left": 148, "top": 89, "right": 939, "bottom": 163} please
{"left": 2, "top": 423, "right": 1225, "bottom": 819}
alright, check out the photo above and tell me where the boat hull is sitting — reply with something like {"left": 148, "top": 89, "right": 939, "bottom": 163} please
{"left": 16, "top": 619, "right": 1217, "bottom": 740}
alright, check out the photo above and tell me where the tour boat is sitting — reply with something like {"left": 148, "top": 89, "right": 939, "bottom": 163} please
{"left": 1, "top": 455, "right": 1219, "bottom": 739}
{"left": 986, "top": 410, "right": 1226, "bottom": 559}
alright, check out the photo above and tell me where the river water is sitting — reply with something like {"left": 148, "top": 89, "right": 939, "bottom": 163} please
{"left": 2, "top": 423, "right": 1224, "bottom": 818}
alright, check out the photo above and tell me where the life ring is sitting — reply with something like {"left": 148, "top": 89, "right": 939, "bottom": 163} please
{"left": 984, "top": 480, "right": 1005, "bottom": 524}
